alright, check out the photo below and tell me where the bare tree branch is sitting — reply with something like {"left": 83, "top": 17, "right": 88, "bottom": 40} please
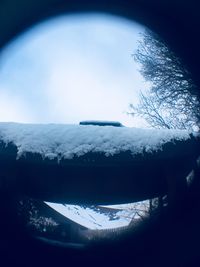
{"left": 130, "top": 29, "right": 200, "bottom": 131}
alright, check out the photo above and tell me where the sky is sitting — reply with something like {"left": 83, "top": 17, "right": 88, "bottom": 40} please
{"left": 0, "top": 13, "right": 149, "bottom": 127}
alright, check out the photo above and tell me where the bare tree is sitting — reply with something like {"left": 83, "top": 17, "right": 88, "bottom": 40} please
{"left": 130, "top": 30, "right": 200, "bottom": 130}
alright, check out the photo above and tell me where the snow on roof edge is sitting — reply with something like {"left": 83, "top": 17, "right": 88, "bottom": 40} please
{"left": 0, "top": 122, "right": 195, "bottom": 161}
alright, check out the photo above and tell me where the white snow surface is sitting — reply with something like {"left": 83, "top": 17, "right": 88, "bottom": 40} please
{"left": 0, "top": 122, "right": 192, "bottom": 160}
{"left": 45, "top": 201, "right": 149, "bottom": 230}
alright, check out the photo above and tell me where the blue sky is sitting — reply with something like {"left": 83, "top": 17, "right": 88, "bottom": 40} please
{"left": 0, "top": 13, "right": 148, "bottom": 127}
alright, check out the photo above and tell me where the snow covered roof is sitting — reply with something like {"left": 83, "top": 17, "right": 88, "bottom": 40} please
{"left": 45, "top": 201, "right": 149, "bottom": 230}
{"left": 0, "top": 122, "right": 197, "bottom": 162}
{"left": 1, "top": 122, "right": 198, "bottom": 204}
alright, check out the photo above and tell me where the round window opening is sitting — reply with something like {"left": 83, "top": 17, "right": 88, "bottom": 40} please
{"left": 0, "top": 13, "right": 200, "bottom": 247}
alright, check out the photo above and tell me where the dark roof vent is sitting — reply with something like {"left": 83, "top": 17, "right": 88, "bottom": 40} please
{"left": 79, "top": 120, "right": 124, "bottom": 127}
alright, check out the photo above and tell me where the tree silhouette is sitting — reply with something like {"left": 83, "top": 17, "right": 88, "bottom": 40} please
{"left": 130, "top": 30, "right": 200, "bottom": 130}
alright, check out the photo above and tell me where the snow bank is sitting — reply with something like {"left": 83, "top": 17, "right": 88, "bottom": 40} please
{"left": 0, "top": 122, "right": 193, "bottom": 160}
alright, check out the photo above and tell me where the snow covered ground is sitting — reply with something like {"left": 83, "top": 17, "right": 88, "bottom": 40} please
{"left": 0, "top": 122, "right": 193, "bottom": 160}
{"left": 45, "top": 201, "right": 150, "bottom": 230}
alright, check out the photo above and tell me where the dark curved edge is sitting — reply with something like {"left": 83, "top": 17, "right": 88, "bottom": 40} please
{"left": 0, "top": 1, "right": 200, "bottom": 266}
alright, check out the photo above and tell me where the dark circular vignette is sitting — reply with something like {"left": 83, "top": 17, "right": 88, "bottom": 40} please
{"left": 0, "top": 1, "right": 200, "bottom": 267}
